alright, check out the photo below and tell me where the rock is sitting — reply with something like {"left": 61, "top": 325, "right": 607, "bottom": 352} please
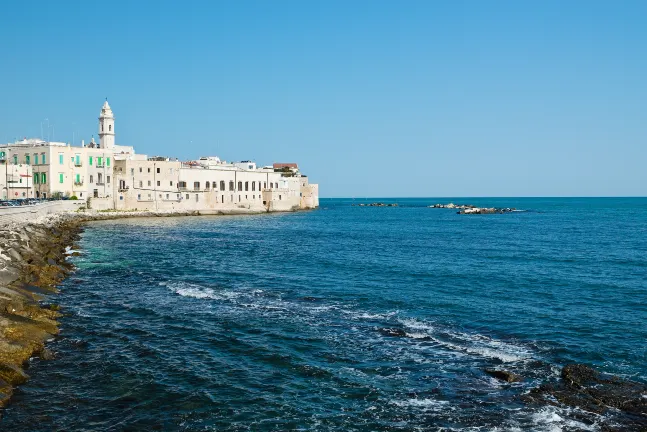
{"left": 484, "top": 368, "right": 523, "bottom": 382}
{"left": 0, "top": 363, "right": 29, "bottom": 386}
{"left": 379, "top": 327, "right": 407, "bottom": 337}
{"left": 525, "top": 364, "right": 647, "bottom": 428}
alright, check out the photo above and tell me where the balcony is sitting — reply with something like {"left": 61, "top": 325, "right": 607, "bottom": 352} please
{"left": 74, "top": 181, "right": 84, "bottom": 186}
{"left": 96, "top": 164, "right": 105, "bottom": 168}
{"left": 96, "top": 182, "right": 105, "bottom": 186}
{"left": 74, "top": 161, "right": 83, "bottom": 167}
{"left": 118, "top": 186, "right": 130, "bottom": 192}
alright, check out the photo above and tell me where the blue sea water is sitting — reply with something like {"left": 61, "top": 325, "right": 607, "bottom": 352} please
{"left": 2, "top": 198, "right": 646, "bottom": 431}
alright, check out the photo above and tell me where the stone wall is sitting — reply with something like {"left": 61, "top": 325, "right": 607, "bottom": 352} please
{"left": 0, "top": 201, "right": 82, "bottom": 225}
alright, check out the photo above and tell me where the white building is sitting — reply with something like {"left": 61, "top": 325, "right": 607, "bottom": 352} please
{"left": 0, "top": 100, "right": 319, "bottom": 211}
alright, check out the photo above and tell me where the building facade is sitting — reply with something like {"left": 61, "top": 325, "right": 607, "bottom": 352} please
{"left": 0, "top": 101, "right": 319, "bottom": 211}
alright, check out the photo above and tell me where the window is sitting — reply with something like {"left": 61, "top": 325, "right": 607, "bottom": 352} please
{"left": 139, "top": 181, "right": 143, "bottom": 187}
{"left": 239, "top": 195, "right": 241, "bottom": 202}
{"left": 80, "top": 192, "right": 83, "bottom": 198}
{"left": 229, "top": 181, "right": 234, "bottom": 191}
{"left": 59, "top": 153, "right": 64, "bottom": 164}
{"left": 156, "top": 168, "right": 160, "bottom": 174}
{"left": 194, "top": 182, "right": 200, "bottom": 190}
{"left": 25, "top": 155, "right": 30, "bottom": 165}
{"left": 252, "top": 182, "right": 255, "bottom": 191}
{"left": 107, "top": 157, "right": 110, "bottom": 167}
{"left": 89, "top": 156, "right": 93, "bottom": 165}
{"left": 147, "top": 180, "right": 151, "bottom": 186}
{"left": 131, "top": 168, "right": 135, "bottom": 175}
{"left": 195, "top": 194, "right": 199, "bottom": 202}
{"left": 74, "top": 154, "right": 80, "bottom": 165}
{"left": 220, "top": 181, "right": 225, "bottom": 190}
{"left": 166, "top": 194, "right": 169, "bottom": 199}
{"left": 139, "top": 167, "right": 142, "bottom": 173}
{"left": 41, "top": 173, "right": 46, "bottom": 184}
{"left": 98, "top": 157, "right": 103, "bottom": 166}
{"left": 212, "top": 181, "right": 217, "bottom": 189}
{"left": 245, "top": 181, "right": 249, "bottom": 191}
{"left": 13, "top": 155, "right": 17, "bottom": 164}
{"left": 90, "top": 175, "right": 94, "bottom": 183}
{"left": 107, "top": 176, "right": 111, "bottom": 184}
{"left": 205, "top": 182, "right": 210, "bottom": 190}
{"left": 238, "top": 181, "right": 242, "bottom": 191}
{"left": 147, "top": 168, "right": 151, "bottom": 173}
{"left": 34, "top": 154, "right": 38, "bottom": 165}
{"left": 258, "top": 181, "right": 261, "bottom": 191}
{"left": 221, "top": 195, "right": 224, "bottom": 203}
{"left": 186, "top": 194, "right": 189, "bottom": 200}
{"left": 34, "top": 174, "right": 39, "bottom": 184}
{"left": 42, "top": 153, "right": 46, "bottom": 164}
{"left": 157, "top": 181, "right": 160, "bottom": 186}
{"left": 109, "top": 124, "right": 112, "bottom": 132}
{"left": 253, "top": 195, "right": 255, "bottom": 199}
{"left": 59, "top": 173, "right": 64, "bottom": 183}
{"left": 264, "top": 182, "right": 267, "bottom": 189}
{"left": 101, "top": 124, "right": 104, "bottom": 132}
{"left": 75, "top": 174, "right": 80, "bottom": 184}
{"left": 279, "top": 195, "right": 282, "bottom": 200}
{"left": 170, "top": 181, "right": 173, "bottom": 186}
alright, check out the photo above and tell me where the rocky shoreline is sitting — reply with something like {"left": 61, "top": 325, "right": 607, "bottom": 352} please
{"left": 0, "top": 208, "right": 280, "bottom": 410}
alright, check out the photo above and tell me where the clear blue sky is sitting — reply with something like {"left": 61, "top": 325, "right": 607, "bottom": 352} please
{"left": 1, "top": 1, "right": 645, "bottom": 197}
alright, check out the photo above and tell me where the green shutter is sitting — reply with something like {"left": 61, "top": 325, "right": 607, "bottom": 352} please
{"left": 75, "top": 174, "right": 80, "bottom": 183}
{"left": 13, "top": 156, "right": 17, "bottom": 164}
{"left": 34, "top": 174, "right": 38, "bottom": 184}
{"left": 42, "top": 154, "right": 46, "bottom": 164}
{"left": 34, "top": 154, "right": 38, "bottom": 165}
{"left": 89, "top": 156, "right": 93, "bottom": 165}
{"left": 59, "top": 173, "right": 64, "bottom": 184}
{"left": 42, "top": 173, "right": 46, "bottom": 184}
{"left": 25, "top": 155, "right": 30, "bottom": 165}
{"left": 59, "top": 154, "right": 63, "bottom": 164}
{"left": 107, "top": 157, "right": 110, "bottom": 167}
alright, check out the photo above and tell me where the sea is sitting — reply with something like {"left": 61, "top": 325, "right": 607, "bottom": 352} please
{"left": 2, "top": 198, "right": 646, "bottom": 431}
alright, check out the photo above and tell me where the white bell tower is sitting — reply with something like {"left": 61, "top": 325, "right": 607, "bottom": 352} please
{"left": 99, "top": 99, "right": 115, "bottom": 150}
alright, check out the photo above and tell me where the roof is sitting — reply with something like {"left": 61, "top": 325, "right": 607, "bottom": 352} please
{"left": 273, "top": 163, "right": 298, "bottom": 169}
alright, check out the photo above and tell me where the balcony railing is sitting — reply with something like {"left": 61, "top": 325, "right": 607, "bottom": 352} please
{"left": 96, "top": 182, "right": 105, "bottom": 186}
{"left": 74, "top": 161, "right": 82, "bottom": 167}
{"left": 96, "top": 164, "right": 105, "bottom": 168}
{"left": 118, "top": 186, "right": 129, "bottom": 192}
{"left": 74, "top": 181, "right": 84, "bottom": 186}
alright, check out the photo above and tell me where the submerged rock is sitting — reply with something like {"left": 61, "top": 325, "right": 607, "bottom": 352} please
{"left": 379, "top": 327, "right": 407, "bottom": 337}
{"left": 484, "top": 368, "right": 523, "bottom": 383}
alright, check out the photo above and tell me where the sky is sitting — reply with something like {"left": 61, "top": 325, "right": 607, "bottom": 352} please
{"left": 0, "top": 0, "right": 645, "bottom": 197}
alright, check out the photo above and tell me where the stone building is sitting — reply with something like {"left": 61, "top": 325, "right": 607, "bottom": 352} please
{"left": 1, "top": 100, "right": 319, "bottom": 211}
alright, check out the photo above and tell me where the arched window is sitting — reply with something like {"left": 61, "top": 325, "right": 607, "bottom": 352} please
{"left": 252, "top": 182, "right": 255, "bottom": 191}
{"left": 109, "top": 125, "right": 112, "bottom": 132}
{"left": 212, "top": 181, "right": 217, "bottom": 189}
{"left": 194, "top": 181, "right": 200, "bottom": 190}
{"left": 238, "top": 181, "right": 242, "bottom": 191}
{"left": 101, "top": 124, "right": 104, "bottom": 132}
{"left": 245, "top": 181, "right": 249, "bottom": 191}
{"left": 229, "top": 181, "right": 234, "bottom": 191}
{"left": 220, "top": 180, "right": 225, "bottom": 190}
{"left": 205, "top": 182, "right": 210, "bottom": 190}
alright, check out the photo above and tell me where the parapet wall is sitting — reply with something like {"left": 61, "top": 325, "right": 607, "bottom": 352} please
{"left": 0, "top": 201, "right": 82, "bottom": 225}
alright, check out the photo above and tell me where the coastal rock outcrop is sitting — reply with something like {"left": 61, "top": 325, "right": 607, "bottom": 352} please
{"left": 484, "top": 368, "right": 523, "bottom": 383}
{"left": 352, "top": 203, "right": 398, "bottom": 207}
{"left": 429, "top": 203, "right": 517, "bottom": 214}
{"left": 524, "top": 364, "right": 647, "bottom": 429}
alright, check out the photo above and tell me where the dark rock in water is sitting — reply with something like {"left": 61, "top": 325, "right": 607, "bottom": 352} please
{"left": 379, "top": 327, "right": 407, "bottom": 337}
{"left": 300, "top": 296, "right": 320, "bottom": 302}
{"left": 525, "top": 364, "right": 647, "bottom": 429}
{"left": 484, "top": 368, "right": 523, "bottom": 382}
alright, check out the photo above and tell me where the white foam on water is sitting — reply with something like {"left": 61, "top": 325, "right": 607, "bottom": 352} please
{"left": 526, "top": 406, "right": 601, "bottom": 432}
{"left": 398, "top": 318, "right": 533, "bottom": 363}
{"left": 164, "top": 281, "right": 243, "bottom": 301}
{"left": 390, "top": 398, "right": 451, "bottom": 412}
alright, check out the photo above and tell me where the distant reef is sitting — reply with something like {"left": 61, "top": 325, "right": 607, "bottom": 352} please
{"left": 429, "top": 203, "right": 517, "bottom": 215}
